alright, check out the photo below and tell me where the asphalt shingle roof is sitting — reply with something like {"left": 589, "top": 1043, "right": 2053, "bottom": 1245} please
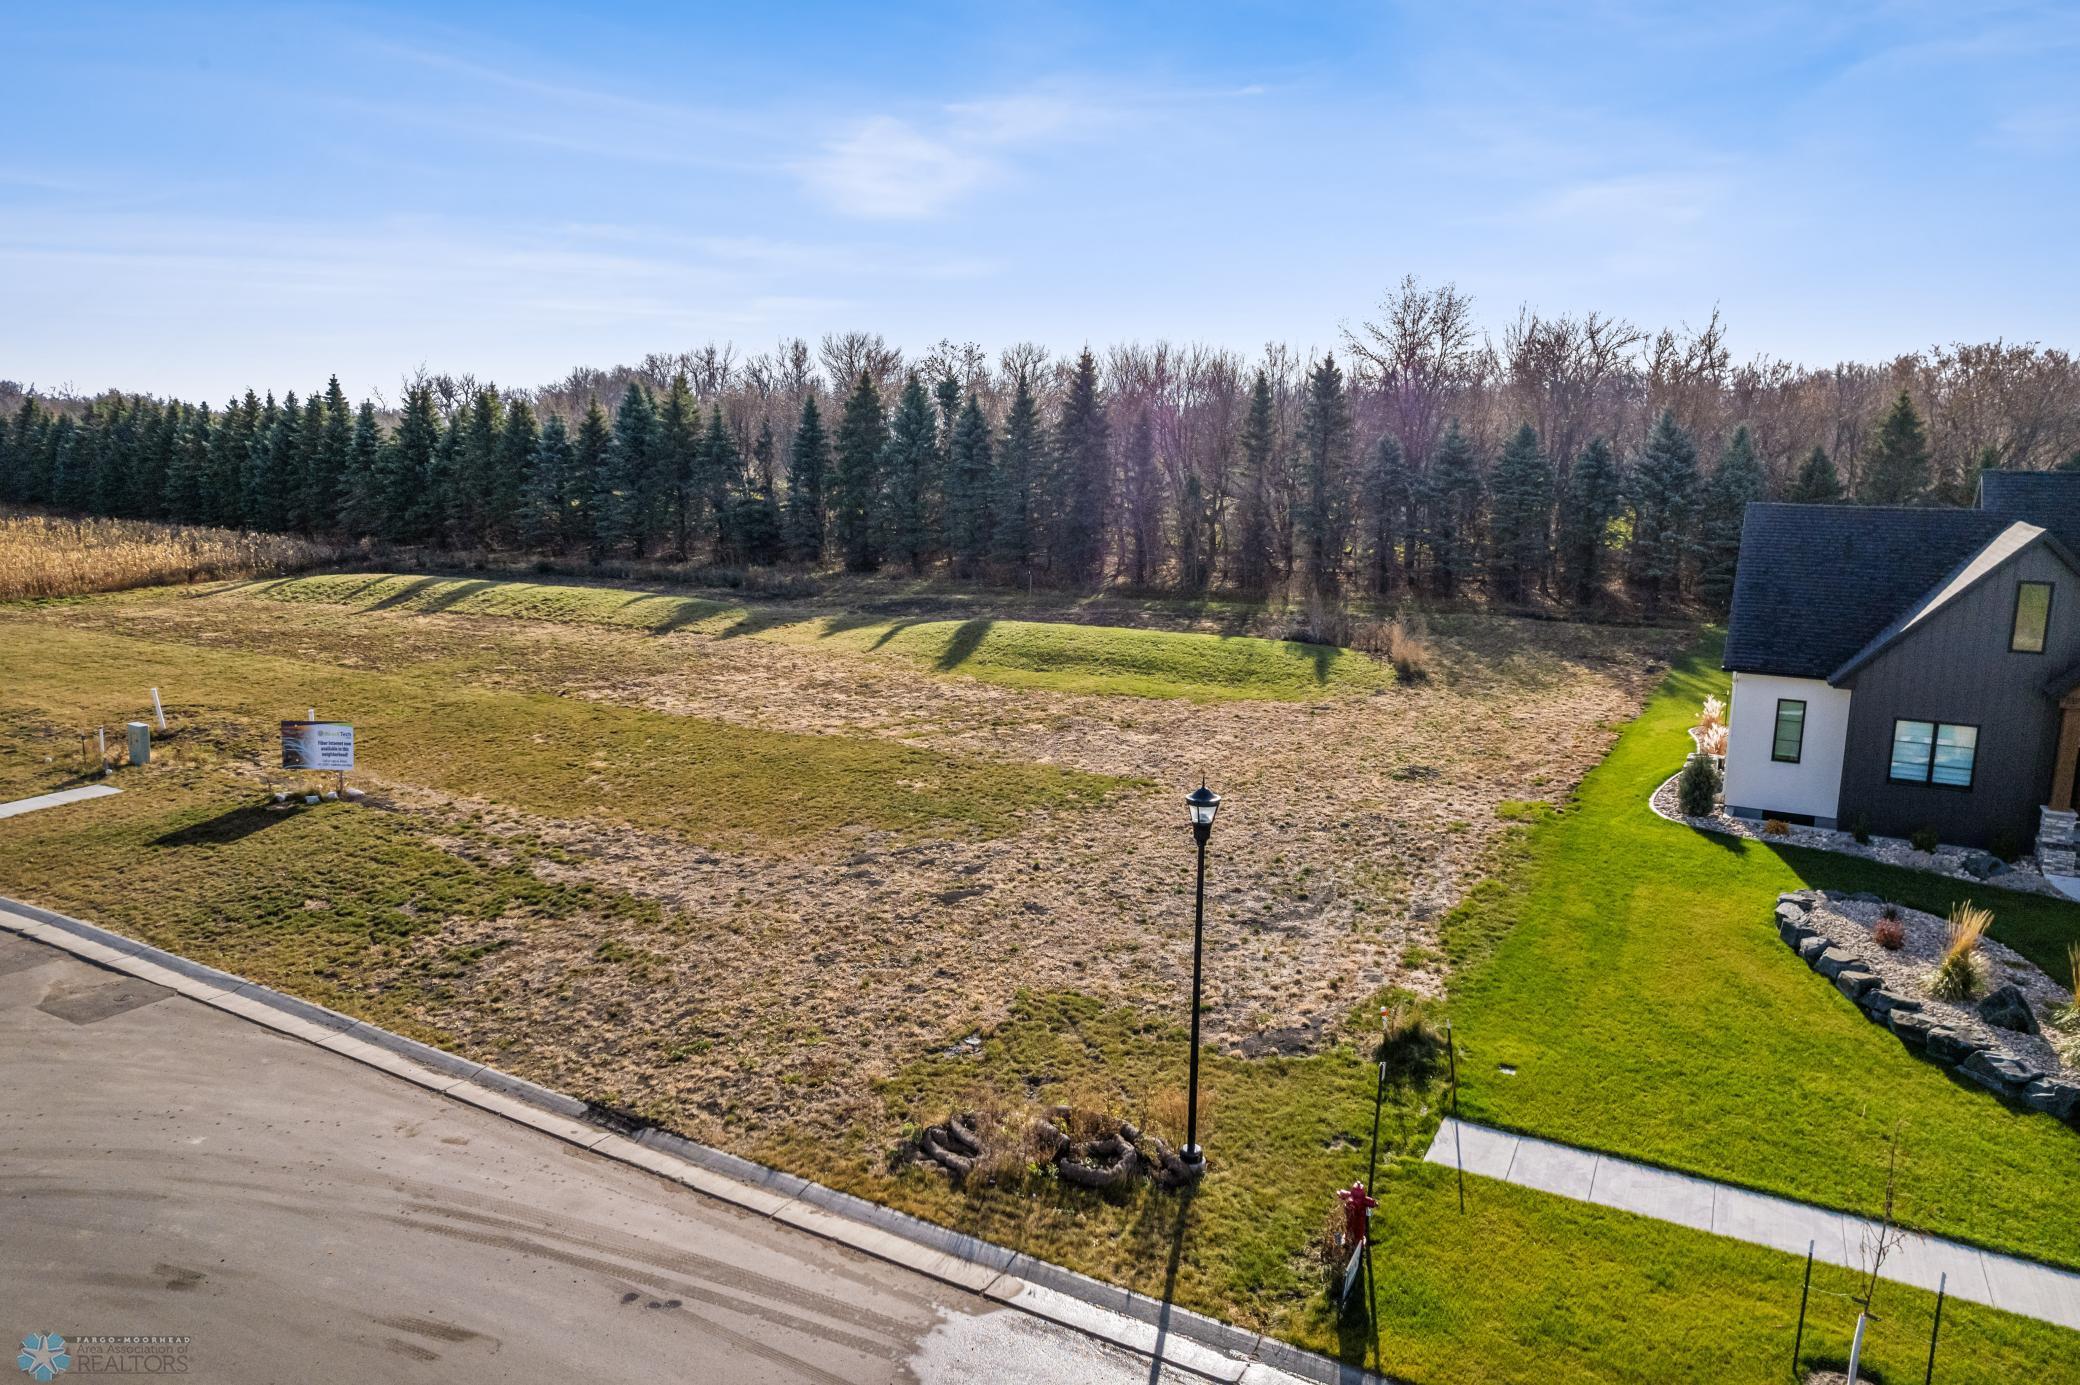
{"left": 1723, "top": 503, "right": 2009, "bottom": 678}
{"left": 1979, "top": 470, "right": 2080, "bottom": 553}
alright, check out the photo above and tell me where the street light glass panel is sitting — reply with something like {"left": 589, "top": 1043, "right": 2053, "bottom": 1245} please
{"left": 1186, "top": 785, "right": 1220, "bottom": 827}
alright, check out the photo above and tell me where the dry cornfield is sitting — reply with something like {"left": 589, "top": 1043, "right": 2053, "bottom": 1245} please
{"left": 0, "top": 512, "right": 343, "bottom": 600}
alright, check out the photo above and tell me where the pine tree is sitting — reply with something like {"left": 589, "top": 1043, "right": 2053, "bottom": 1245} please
{"left": 1360, "top": 434, "right": 1412, "bottom": 595}
{"left": 1626, "top": 410, "right": 1701, "bottom": 610}
{"left": 1558, "top": 438, "right": 1623, "bottom": 603}
{"left": 729, "top": 417, "right": 784, "bottom": 566}
{"left": 657, "top": 374, "right": 700, "bottom": 557}
{"left": 340, "top": 401, "right": 382, "bottom": 536}
{"left": 834, "top": 372, "right": 887, "bottom": 571}
{"left": 1787, "top": 445, "right": 1843, "bottom": 503}
{"left": 382, "top": 384, "right": 442, "bottom": 544}
{"left": 1, "top": 399, "right": 47, "bottom": 504}
{"left": 572, "top": 400, "right": 614, "bottom": 560}
{"left": 603, "top": 383, "right": 656, "bottom": 557}
{"left": 1487, "top": 424, "right": 1554, "bottom": 601}
{"left": 991, "top": 371, "right": 1042, "bottom": 577}
{"left": 209, "top": 394, "right": 257, "bottom": 528}
{"left": 1233, "top": 372, "right": 1280, "bottom": 595}
{"left": 880, "top": 374, "right": 937, "bottom": 573}
{"left": 1697, "top": 425, "right": 1767, "bottom": 611}
{"left": 164, "top": 403, "right": 212, "bottom": 524}
{"left": 1050, "top": 349, "right": 1110, "bottom": 586}
{"left": 526, "top": 412, "right": 575, "bottom": 554}
{"left": 1427, "top": 420, "right": 1484, "bottom": 595}
{"left": 703, "top": 405, "right": 748, "bottom": 561}
{"left": 785, "top": 395, "right": 830, "bottom": 563}
{"left": 1859, "top": 390, "right": 1931, "bottom": 504}
{"left": 305, "top": 376, "right": 351, "bottom": 534}
{"left": 945, "top": 392, "right": 994, "bottom": 578}
{"left": 1293, "top": 354, "right": 1355, "bottom": 598}
{"left": 489, "top": 398, "right": 536, "bottom": 547}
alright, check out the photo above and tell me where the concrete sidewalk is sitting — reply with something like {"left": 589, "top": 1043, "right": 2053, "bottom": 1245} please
{"left": 1424, "top": 1117, "right": 2080, "bottom": 1331}
{"left": 0, "top": 783, "right": 120, "bottom": 819}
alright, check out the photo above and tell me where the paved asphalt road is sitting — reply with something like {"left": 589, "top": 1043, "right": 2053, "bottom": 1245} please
{"left": 0, "top": 932, "right": 1236, "bottom": 1384}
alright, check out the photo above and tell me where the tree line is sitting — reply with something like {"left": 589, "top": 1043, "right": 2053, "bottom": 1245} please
{"left": 5, "top": 278, "right": 2077, "bottom": 612}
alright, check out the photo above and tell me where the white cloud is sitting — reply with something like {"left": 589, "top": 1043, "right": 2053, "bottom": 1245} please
{"left": 792, "top": 115, "right": 1001, "bottom": 220}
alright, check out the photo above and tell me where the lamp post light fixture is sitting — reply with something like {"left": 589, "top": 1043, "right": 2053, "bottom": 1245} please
{"left": 1181, "top": 782, "right": 1220, "bottom": 1172}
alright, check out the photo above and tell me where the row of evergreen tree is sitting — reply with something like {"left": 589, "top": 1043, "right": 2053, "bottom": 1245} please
{"left": 0, "top": 354, "right": 1943, "bottom": 612}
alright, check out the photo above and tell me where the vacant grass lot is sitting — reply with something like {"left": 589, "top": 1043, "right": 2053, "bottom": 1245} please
{"left": 1449, "top": 635, "right": 2080, "bottom": 1272}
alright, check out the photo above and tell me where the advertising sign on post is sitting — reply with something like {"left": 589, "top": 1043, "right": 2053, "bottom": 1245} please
{"left": 281, "top": 721, "right": 355, "bottom": 771}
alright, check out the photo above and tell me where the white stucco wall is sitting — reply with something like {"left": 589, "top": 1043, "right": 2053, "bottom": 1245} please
{"left": 1722, "top": 672, "right": 1854, "bottom": 825}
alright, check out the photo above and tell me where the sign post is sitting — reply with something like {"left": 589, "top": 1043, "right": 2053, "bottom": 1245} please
{"left": 281, "top": 720, "right": 354, "bottom": 799}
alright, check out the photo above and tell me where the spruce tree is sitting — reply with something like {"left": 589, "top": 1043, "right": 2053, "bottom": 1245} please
{"left": 526, "top": 412, "right": 575, "bottom": 554}
{"left": 1050, "top": 349, "right": 1110, "bottom": 586}
{"left": 382, "top": 384, "right": 442, "bottom": 544}
{"left": 703, "top": 405, "right": 747, "bottom": 561}
{"left": 1233, "top": 372, "right": 1280, "bottom": 595}
{"left": 1293, "top": 354, "right": 1355, "bottom": 598}
{"left": 165, "top": 403, "right": 213, "bottom": 524}
{"left": 1361, "top": 434, "right": 1411, "bottom": 595}
{"left": 572, "top": 400, "right": 614, "bottom": 560}
{"left": 729, "top": 418, "right": 784, "bottom": 565}
{"left": 1698, "top": 425, "right": 1767, "bottom": 611}
{"left": 945, "top": 393, "right": 994, "bottom": 578}
{"left": 1858, "top": 390, "right": 1931, "bottom": 504}
{"left": 1626, "top": 410, "right": 1701, "bottom": 610}
{"left": 307, "top": 376, "right": 351, "bottom": 534}
{"left": 1427, "top": 420, "right": 1484, "bottom": 595}
{"left": 491, "top": 399, "right": 537, "bottom": 547}
{"left": 785, "top": 395, "right": 830, "bottom": 563}
{"left": 880, "top": 374, "right": 938, "bottom": 574}
{"left": 603, "top": 383, "right": 656, "bottom": 556}
{"left": 340, "top": 401, "right": 382, "bottom": 537}
{"left": 991, "top": 371, "right": 1042, "bottom": 578}
{"left": 657, "top": 374, "right": 700, "bottom": 557}
{"left": 834, "top": 372, "right": 888, "bottom": 571}
{"left": 1558, "top": 438, "right": 1623, "bottom": 603}
{"left": 1487, "top": 424, "right": 1553, "bottom": 601}
{"left": 1787, "top": 445, "right": 1843, "bottom": 503}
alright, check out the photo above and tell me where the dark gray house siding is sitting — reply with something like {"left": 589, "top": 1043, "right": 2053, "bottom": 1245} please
{"left": 1835, "top": 543, "right": 2080, "bottom": 849}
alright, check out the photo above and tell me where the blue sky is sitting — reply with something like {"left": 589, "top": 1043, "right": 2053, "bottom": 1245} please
{"left": 5, "top": 1, "right": 2077, "bottom": 401}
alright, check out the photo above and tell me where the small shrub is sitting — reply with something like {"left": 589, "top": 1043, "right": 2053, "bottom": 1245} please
{"left": 1697, "top": 723, "right": 1728, "bottom": 756}
{"left": 1927, "top": 900, "right": 1992, "bottom": 1001}
{"left": 1849, "top": 814, "right": 1872, "bottom": 845}
{"left": 1873, "top": 917, "right": 1906, "bottom": 951}
{"left": 1677, "top": 754, "right": 1720, "bottom": 817}
{"left": 1762, "top": 817, "right": 1791, "bottom": 837}
{"left": 1910, "top": 825, "right": 1940, "bottom": 854}
{"left": 1379, "top": 618, "right": 1435, "bottom": 682}
{"left": 1698, "top": 695, "right": 1725, "bottom": 731}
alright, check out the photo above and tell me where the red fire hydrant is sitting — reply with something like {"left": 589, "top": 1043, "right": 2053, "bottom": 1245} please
{"left": 1336, "top": 1180, "right": 1378, "bottom": 1247}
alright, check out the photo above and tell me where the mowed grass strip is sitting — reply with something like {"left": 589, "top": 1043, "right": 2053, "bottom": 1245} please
{"left": 234, "top": 573, "right": 1391, "bottom": 700}
{"left": 0, "top": 621, "right": 1125, "bottom": 847}
{"left": 1447, "top": 633, "right": 2080, "bottom": 1270}
{"left": 794, "top": 615, "right": 1390, "bottom": 700}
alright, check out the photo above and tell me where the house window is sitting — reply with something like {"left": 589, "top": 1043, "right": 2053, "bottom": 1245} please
{"left": 1889, "top": 719, "right": 1978, "bottom": 788}
{"left": 2012, "top": 581, "right": 2052, "bottom": 653}
{"left": 1771, "top": 699, "right": 1806, "bottom": 763}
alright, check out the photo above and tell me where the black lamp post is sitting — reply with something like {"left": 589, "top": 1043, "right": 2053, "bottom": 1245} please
{"left": 1181, "top": 782, "right": 1220, "bottom": 1171}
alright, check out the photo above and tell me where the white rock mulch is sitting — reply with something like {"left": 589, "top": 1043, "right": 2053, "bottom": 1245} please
{"left": 1649, "top": 768, "right": 2066, "bottom": 900}
{"left": 1804, "top": 892, "right": 2073, "bottom": 1078}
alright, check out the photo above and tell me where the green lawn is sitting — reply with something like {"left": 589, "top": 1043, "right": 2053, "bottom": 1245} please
{"left": 1449, "top": 633, "right": 2080, "bottom": 1270}
{"left": 233, "top": 572, "right": 1390, "bottom": 701}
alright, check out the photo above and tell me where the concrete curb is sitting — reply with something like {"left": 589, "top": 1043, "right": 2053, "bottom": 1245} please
{"left": 0, "top": 894, "right": 1392, "bottom": 1385}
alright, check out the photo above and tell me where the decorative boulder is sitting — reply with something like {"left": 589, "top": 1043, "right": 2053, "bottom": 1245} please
{"left": 1959, "top": 1049, "right": 2039, "bottom": 1096}
{"left": 1812, "top": 947, "right": 1858, "bottom": 981}
{"left": 1976, "top": 984, "right": 2039, "bottom": 1035}
{"left": 1887, "top": 1011, "right": 1935, "bottom": 1048}
{"left": 1834, "top": 966, "right": 1881, "bottom": 1001}
{"left": 2020, "top": 1077, "right": 2080, "bottom": 1121}
{"left": 1925, "top": 1027, "right": 1981, "bottom": 1064}
{"left": 1797, "top": 935, "right": 1829, "bottom": 963}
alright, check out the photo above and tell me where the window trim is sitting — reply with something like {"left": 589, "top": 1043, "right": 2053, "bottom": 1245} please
{"left": 2011, "top": 580, "right": 2054, "bottom": 655}
{"left": 1770, "top": 698, "right": 1806, "bottom": 764}
{"left": 1887, "top": 717, "right": 1980, "bottom": 791}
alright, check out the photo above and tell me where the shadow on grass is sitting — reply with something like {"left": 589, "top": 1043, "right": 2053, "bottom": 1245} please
{"left": 365, "top": 575, "right": 448, "bottom": 612}
{"left": 1139, "top": 1181, "right": 1194, "bottom": 1385}
{"left": 933, "top": 619, "right": 992, "bottom": 670}
{"left": 149, "top": 803, "right": 298, "bottom": 848}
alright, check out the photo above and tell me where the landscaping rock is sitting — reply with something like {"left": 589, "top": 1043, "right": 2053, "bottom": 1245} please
{"left": 1833, "top": 966, "right": 1881, "bottom": 1001}
{"left": 1960, "top": 1049, "right": 2040, "bottom": 1096}
{"left": 1977, "top": 983, "right": 2039, "bottom": 1035}
{"left": 1925, "top": 1027, "right": 1982, "bottom": 1064}
{"left": 1859, "top": 988, "right": 1916, "bottom": 1020}
{"left": 1779, "top": 919, "right": 1815, "bottom": 949}
{"left": 2022, "top": 1077, "right": 2080, "bottom": 1121}
{"left": 1774, "top": 901, "right": 1810, "bottom": 930}
{"left": 1812, "top": 947, "right": 1858, "bottom": 981}
{"left": 1797, "top": 934, "right": 1829, "bottom": 963}
{"left": 1887, "top": 1011, "right": 1935, "bottom": 1048}
{"left": 1960, "top": 850, "right": 2005, "bottom": 880}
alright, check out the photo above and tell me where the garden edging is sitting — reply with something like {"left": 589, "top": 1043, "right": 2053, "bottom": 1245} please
{"left": 0, "top": 892, "right": 1379, "bottom": 1385}
{"left": 1770, "top": 890, "right": 2080, "bottom": 1125}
